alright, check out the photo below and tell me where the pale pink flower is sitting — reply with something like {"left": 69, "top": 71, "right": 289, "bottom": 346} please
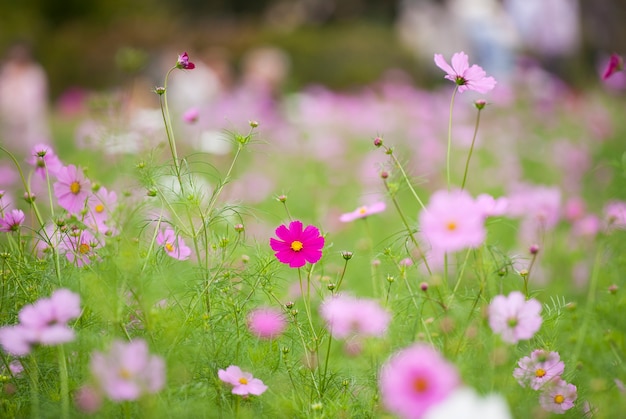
{"left": 572, "top": 214, "right": 601, "bottom": 238}
{"left": 419, "top": 189, "right": 486, "bottom": 254}
{"left": 182, "top": 107, "right": 199, "bottom": 124}
{"left": 476, "top": 194, "right": 508, "bottom": 218}
{"left": 90, "top": 339, "right": 165, "bottom": 401}
{"left": 513, "top": 350, "right": 564, "bottom": 390}
{"left": 339, "top": 201, "right": 386, "bottom": 222}
{"left": 59, "top": 228, "right": 102, "bottom": 267}
{"left": 218, "top": 365, "right": 268, "bottom": 396}
{"left": 85, "top": 187, "right": 118, "bottom": 234}
{"left": 0, "top": 326, "right": 33, "bottom": 356}
{"left": 74, "top": 385, "right": 103, "bottom": 414}
{"left": 53, "top": 165, "right": 92, "bottom": 214}
{"left": 247, "top": 307, "right": 287, "bottom": 339}
{"left": 488, "top": 291, "right": 542, "bottom": 344}
{"left": 379, "top": 344, "right": 460, "bottom": 419}
{"left": 156, "top": 227, "right": 191, "bottom": 260}
{"left": 0, "top": 209, "right": 25, "bottom": 232}
{"left": 604, "top": 201, "right": 626, "bottom": 230}
{"left": 320, "top": 294, "right": 390, "bottom": 339}
{"left": 434, "top": 52, "right": 497, "bottom": 93}
{"left": 28, "top": 143, "right": 63, "bottom": 179}
{"left": 538, "top": 379, "right": 577, "bottom": 414}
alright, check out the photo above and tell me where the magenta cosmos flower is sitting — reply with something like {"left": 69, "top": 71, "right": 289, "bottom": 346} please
{"left": 538, "top": 379, "right": 577, "bottom": 414}
{"left": 90, "top": 339, "right": 165, "bottom": 402}
{"left": 320, "top": 294, "right": 390, "bottom": 339}
{"left": 488, "top": 291, "right": 542, "bottom": 344}
{"left": 156, "top": 227, "right": 192, "bottom": 260}
{"left": 176, "top": 52, "right": 195, "bottom": 70}
{"left": 419, "top": 189, "right": 486, "bottom": 254}
{"left": 0, "top": 209, "right": 25, "bottom": 232}
{"left": 53, "top": 164, "right": 92, "bottom": 214}
{"left": 379, "top": 343, "right": 460, "bottom": 419}
{"left": 434, "top": 51, "right": 497, "bottom": 93}
{"left": 513, "top": 350, "right": 564, "bottom": 390}
{"left": 602, "top": 53, "right": 624, "bottom": 80}
{"left": 247, "top": 307, "right": 287, "bottom": 339}
{"left": 269, "top": 220, "right": 324, "bottom": 268}
{"left": 339, "top": 201, "right": 386, "bottom": 222}
{"left": 218, "top": 365, "right": 268, "bottom": 396}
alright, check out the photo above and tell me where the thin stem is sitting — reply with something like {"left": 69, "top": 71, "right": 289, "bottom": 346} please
{"left": 461, "top": 107, "right": 483, "bottom": 190}
{"left": 446, "top": 86, "right": 459, "bottom": 190}
{"left": 384, "top": 147, "right": 427, "bottom": 211}
{"left": 29, "top": 355, "right": 39, "bottom": 419}
{"left": 58, "top": 345, "right": 70, "bottom": 419}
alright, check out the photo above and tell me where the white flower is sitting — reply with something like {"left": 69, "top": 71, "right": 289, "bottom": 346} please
{"left": 424, "top": 387, "right": 512, "bottom": 419}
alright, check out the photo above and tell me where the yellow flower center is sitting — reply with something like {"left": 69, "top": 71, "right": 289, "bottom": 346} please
{"left": 165, "top": 242, "right": 174, "bottom": 252}
{"left": 291, "top": 240, "right": 303, "bottom": 252}
{"left": 79, "top": 243, "right": 90, "bottom": 254}
{"left": 358, "top": 206, "right": 367, "bottom": 215}
{"left": 95, "top": 203, "right": 105, "bottom": 213}
{"left": 70, "top": 181, "right": 81, "bottom": 194}
{"left": 554, "top": 394, "right": 565, "bottom": 404}
{"left": 446, "top": 221, "right": 457, "bottom": 231}
{"left": 238, "top": 377, "right": 248, "bottom": 385}
{"left": 412, "top": 377, "right": 428, "bottom": 393}
{"left": 535, "top": 368, "right": 546, "bottom": 378}
{"left": 118, "top": 368, "right": 132, "bottom": 379}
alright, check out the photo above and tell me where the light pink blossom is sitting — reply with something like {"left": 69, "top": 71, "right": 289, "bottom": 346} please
{"left": 182, "top": 107, "right": 199, "bottom": 124}
{"left": 488, "top": 291, "right": 542, "bottom": 344}
{"left": 28, "top": 143, "right": 63, "bottom": 179}
{"left": 247, "top": 307, "right": 287, "bottom": 339}
{"left": 513, "top": 349, "right": 564, "bottom": 390}
{"left": 218, "top": 365, "right": 268, "bottom": 396}
{"left": 339, "top": 201, "right": 386, "bottom": 222}
{"left": 434, "top": 52, "right": 497, "bottom": 93}
{"left": 59, "top": 228, "right": 102, "bottom": 267}
{"left": 156, "top": 227, "right": 192, "bottom": 260}
{"left": 476, "top": 194, "right": 508, "bottom": 218}
{"left": 53, "top": 165, "right": 92, "bottom": 214}
{"left": 320, "top": 294, "right": 390, "bottom": 339}
{"left": 85, "top": 187, "right": 118, "bottom": 234}
{"left": 0, "top": 209, "right": 25, "bottom": 232}
{"left": 538, "top": 379, "right": 577, "bottom": 414}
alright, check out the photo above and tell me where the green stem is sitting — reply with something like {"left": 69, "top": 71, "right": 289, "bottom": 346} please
{"left": 58, "top": 345, "right": 70, "bottom": 419}
{"left": 446, "top": 86, "right": 459, "bottom": 190}
{"left": 384, "top": 147, "right": 427, "bottom": 211}
{"left": 29, "top": 355, "right": 39, "bottom": 419}
{"left": 461, "top": 107, "right": 482, "bottom": 190}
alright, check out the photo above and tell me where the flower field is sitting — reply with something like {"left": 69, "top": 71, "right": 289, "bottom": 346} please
{"left": 0, "top": 50, "right": 625, "bottom": 418}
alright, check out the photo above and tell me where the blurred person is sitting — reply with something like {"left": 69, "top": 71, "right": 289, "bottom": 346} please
{"left": 0, "top": 41, "right": 51, "bottom": 155}
{"left": 240, "top": 46, "right": 291, "bottom": 99}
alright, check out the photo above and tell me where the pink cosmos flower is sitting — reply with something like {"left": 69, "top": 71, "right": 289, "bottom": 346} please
{"left": 85, "top": 187, "right": 118, "bottom": 234}
{"left": 604, "top": 201, "right": 626, "bottom": 230}
{"left": 488, "top": 291, "right": 542, "bottom": 344}
{"left": 434, "top": 52, "right": 497, "bottom": 93}
{"left": 218, "top": 365, "right": 268, "bottom": 396}
{"left": 59, "top": 228, "right": 102, "bottom": 267}
{"left": 182, "top": 107, "right": 199, "bottom": 124}
{"left": 320, "top": 294, "right": 390, "bottom": 339}
{"left": 156, "top": 227, "right": 192, "bottom": 260}
{"left": 53, "top": 165, "right": 92, "bottom": 214}
{"left": 0, "top": 289, "right": 81, "bottom": 355}
{"left": 0, "top": 209, "right": 25, "bottom": 232}
{"left": 476, "top": 194, "right": 508, "bottom": 218}
{"left": 339, "top": 201, "right": 386, "bottom": 222}
{"left": 176, "top": 52, "right": 195, "bottom": 70}
{"left": 90, "top": 339, "right": 165, "bottom": 401}
{"left": 247, "top": 307, "right": 287, "bottom": 339}
{"left": 379, "top": 343, "right": 460, "bottom": 419}
{"left": 419, "top": 189, "right": 486, "bottom": 254}
{"left": 28, "top": 143, "right": 63, "bottom": 179}
{"left": 538, "top": 379, "right": 577, "bottom": 414}
{"left": 74, "top": 385, "right": 103, "bottom": 414}
{"left": 513, "top": 350, "right": 564, "bottom": 390}
{"left": 269, "top": 220, "right": 324, "bottom": 268}
{"left": 602, "top": 53, "right": 624, "bottom": 80}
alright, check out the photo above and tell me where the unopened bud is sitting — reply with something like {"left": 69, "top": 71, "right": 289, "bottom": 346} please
{"left": 373, "top": 137, "right": 383, "bottom": 147}
{"left": 341, "top": 251, "right": 353, "bottom": 260}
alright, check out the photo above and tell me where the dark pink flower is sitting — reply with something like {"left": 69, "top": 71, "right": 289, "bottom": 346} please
{"left": 339, "top": 201, "right": 386, "bottom": 222}
{"left": 434, "top": 52, "right": 497, "bottom": 93}
{"left": 182, "top": 107, "right": 199, "bottom": 124}
{"left": 156, "top": 228, "right": 191, "bottom": 260}
{"left": 218, "top": 365, "right": 268, "bottom": 396}
{"left": 602, "top": 53, "right": 624, "bottom": 80}
{"left": 247, "top": 307, "right": 287, "bottom": 339}
{"left": 488, "top": 291, "right": 542, "bottom": 344}
{"left": 53, "top": 165, "right": 92, "bottom": 214}
{"left": 270, "top": 220, "right": 324, "bottom": 268}
{"left": 90, "top": 339, "right": 165, "bottom": 401}
{"left": 513, "top": 349, "right": 564, "bottom": 390}
{"left": 538, "top": 379, "right": 577, "bottom": 414}
{"left": 176, "top": 52, "right": 195, "bottom": 70}
{"left": 0, "top": 209, "right": 25, "bottom": 232}
{"left": 379, "top": 344, "right": 460, "bottom": 419}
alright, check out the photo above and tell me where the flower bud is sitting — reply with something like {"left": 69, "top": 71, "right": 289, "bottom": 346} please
{"left": 341, "top": 250, "right": 353, "bottom": 260}
{"left": 373, "top": 137, "right": 383, "bottom": 147}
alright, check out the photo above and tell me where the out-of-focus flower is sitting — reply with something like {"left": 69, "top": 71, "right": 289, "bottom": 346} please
{"left": 0, "top": 209, "right": 25, "bottom": 232}
{"left": 320, "top": 294, "right": 390, "bottom": 339}
{"left": 488, "top": 291, "right": 542, "bottom": 344}
{"left": 434, "top": 52, "right": 497, "bottom": 93}
{"left": 90, "top": 339, "right": 165, "bottom": 401}
{"left": 476, "top": 194, "right": 508, "bottom": 218}
{"left": 218, "top": 365, "right": 268, "bottom": 396}
{"left": 53, "top": 165, "right": 92, "bottom": 214}
{"left": 602, "top": 53, "right": 624, "bottom": 80}
{"left": 59, "top": 228, "right": 102, "bottom": 267}
{"left": 339, "top": 201, "right": 386, "bottom": 222}
{"left": 604, "top": 201, "right": 626, "bottom": 230}
{"left": 28, "top": 143, "right": 63, "bottom": 179}
{"left": 247, "top": 308, "right": 287, "bottom": 339}
{"left": 176, "top": 52, "right": 195, "bottom": 70}
{"left": 538, "top": 379, "right": 577, "bottom": 414}
{"left": 513, "top": 349, "right": 564, "bottom": 390}
{"left": 423, "top": 387, "right": 512, "bottom": 419}
{"left": 74, "top": 385, "right": 103, "bottom": 414}
{"left": 182, "top": 107, "right": 199, "bottom": 124}
{"left": 379, "top": 343, "right": 460, "bottom": 419}
{"left": 156, "top": 227, "right": 191, "bottom": 261}
{"left": 269, "top": 220, "right": 324, "bottom": 268}
{"left": 85, "top": 187, "right": 118, "bottom": 234}
{"left": 419, "top": 189, "right": 486, "bottom": 254}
